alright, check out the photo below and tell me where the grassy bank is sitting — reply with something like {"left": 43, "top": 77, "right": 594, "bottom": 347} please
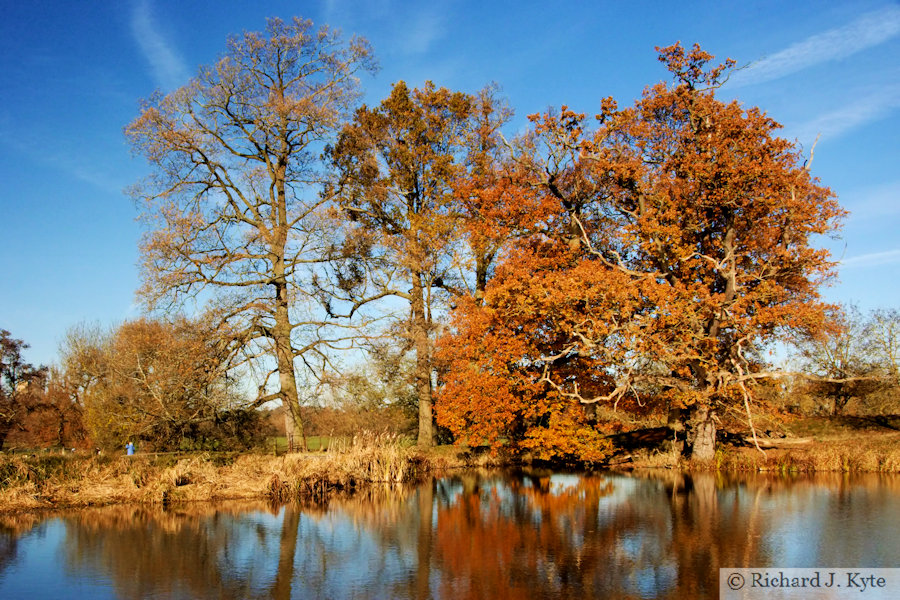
{"left": 712, "top": 434, "right": 900, "bottom": 473}
{"left": 714, "top": 417, "right": 900, "bottom": 473}
{"left": 4, "top": 419, "right": 897, "bottom": 512}
{"left": 626, "top": 416, "right": 900, "bottom": 473}
{"left": 0, "top": 434, "right": 482, "bottom": 513}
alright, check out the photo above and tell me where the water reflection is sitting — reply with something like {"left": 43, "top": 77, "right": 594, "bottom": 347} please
{"left": 0, "top": 471, "right": 897, "bottom": 599}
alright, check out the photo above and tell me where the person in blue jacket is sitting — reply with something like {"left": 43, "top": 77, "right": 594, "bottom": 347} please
{"left": 125, "top": 441, "right": 135, "bottom": 456}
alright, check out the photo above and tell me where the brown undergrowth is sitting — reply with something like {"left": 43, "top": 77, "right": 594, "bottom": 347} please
{"left": 625, "top": 431, "right": 900, "bottom": 473}
{"left": 0, "top": 433, "right": 486, "bottom": 513}
{"left": 712, "top": 432, "right": 900, "bottom": 473}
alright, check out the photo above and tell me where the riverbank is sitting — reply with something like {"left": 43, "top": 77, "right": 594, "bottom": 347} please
{"left": 3, "top": 418, "right": 899, "bottom": 512}
{"left": 714, "top": 434, "right": 900, "bottom": 472}
{"left": 716, "top": 421, "right": 900, "bottom": 473}
{"left": 627, "top": 416, "right": 900, "bottom": 472}
{"left": 0, "top": 436, "right": 500, "bottom": 513}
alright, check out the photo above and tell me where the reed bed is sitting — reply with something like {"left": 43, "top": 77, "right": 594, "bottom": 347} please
{"left": 267, "top": 432, "right": 428, "bottom": 501}
{"left": 0, "top": 433, "right": 439, "bottom": 512}
{"left": 6, "top": 429, "right": 893, "bottom": 513}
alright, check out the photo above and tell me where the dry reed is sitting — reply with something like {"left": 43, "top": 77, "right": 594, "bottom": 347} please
{"left": 710, "top": 432, "right": 900, "bottom": 473}
{"left": 0, "top": 433, "right": 436, "bottom": 512}
{"left": 267, "top": 432, "right": 427, "bottom": 501}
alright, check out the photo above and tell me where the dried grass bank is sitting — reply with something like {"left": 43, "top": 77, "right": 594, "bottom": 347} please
{"left": 0, "top": 434, "right": 476, "bottom": 513}
{"left": 625, "top": 431, "right": 900, "bottom": 473}
{"left": 713, "top": 432, "right": 900, "bottom": 473}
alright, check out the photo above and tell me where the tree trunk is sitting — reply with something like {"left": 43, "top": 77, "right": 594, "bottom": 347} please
{"left": 411, "top": 273, "right": 433, "bottom": 447}
{"left": 270, "top": 153, "right": 304, "bottom": 449}
{"left": 665, "top": 406, "right": 686, "bottom": 455}
{"left": 685, "top": 405, "right": 717, "bottom": 461}
{"left": 474, "top": 247, "right": 495, "bottom": 305}
{"left": 832, "top": 394, "right": 851, "bottom": 416}
{"left": 273, "top": 279, "right": 303, "bottom": 450}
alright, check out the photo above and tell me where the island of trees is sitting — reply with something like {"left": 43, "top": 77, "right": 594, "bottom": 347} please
{"left": 3, "top": 18, "right": 899, "bottom": 470}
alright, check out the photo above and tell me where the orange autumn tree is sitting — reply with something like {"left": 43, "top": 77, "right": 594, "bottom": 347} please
{"left": 436, "top": 43, "right": 844, "bottom": 461}
{"left": 452, "top": 86, "right": 548, "bottom": 304}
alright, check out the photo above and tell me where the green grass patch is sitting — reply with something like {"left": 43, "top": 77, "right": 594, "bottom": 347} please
{"left": 267, "top": 435, "right": 336, "bottom": 453}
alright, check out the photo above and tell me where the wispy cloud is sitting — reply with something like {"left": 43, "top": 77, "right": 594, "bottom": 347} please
{"left": 130, "top": 0, "right": 189, "bottom": 90}
{"left": 789, "top": 84, "right": 900, "bottom": 143}
{"left": 0, "top": 122, "right": 126, "bottom": 194}
{"left": 729, "top": 5, "right": 900, "bottom": 87}
{"left": 841, "top": 248, "right": 900, "bottom": 269}
{"left": 400, "top": 10, "right": 444, "bottom": 55}
{"left": 841, "top": 180, "right": 900, "bottom": 220}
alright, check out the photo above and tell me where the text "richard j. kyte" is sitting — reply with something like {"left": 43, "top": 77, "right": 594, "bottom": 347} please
{"left": 752, "top": 571, "right": 887, "bottom": 592}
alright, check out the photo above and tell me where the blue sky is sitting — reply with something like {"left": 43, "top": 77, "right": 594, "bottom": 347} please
{"left": 1, "top": 0, "right": 898, "bottom": 367}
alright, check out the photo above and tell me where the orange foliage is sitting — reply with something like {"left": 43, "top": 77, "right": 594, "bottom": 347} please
{"left": 437, "top": 43, "right": 844, "bottom": 461}
{"left": 329, "top": 82, "right": 539, "bottom": 446}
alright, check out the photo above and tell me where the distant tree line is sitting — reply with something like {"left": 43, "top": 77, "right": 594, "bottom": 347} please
{"left": 1, "top": 320, "right": 275, "bottom": 452}
{"left": 792, "top": 306, "right": 900, "bottom": 416}
{"left": 1, "top": 329, "right": 73, "bottom": 449}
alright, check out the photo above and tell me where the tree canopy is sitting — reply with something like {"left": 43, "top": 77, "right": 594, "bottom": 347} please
{"left": 327, "top": 81, "right": 513, "bottom": 446}
{"left": 122, "top": 21, "right": 848, "bottom": 459}
{"left": 1, "top": 329, "right": 48, "bottom": 449}
{"left": 435, "top": 44, "right": 844, "bottom": 461}
{"left": 63, "top": 317, "right": 268, "bottom": 450}
{"left": 126, "top": 18, "right": 376, "bottom": 441}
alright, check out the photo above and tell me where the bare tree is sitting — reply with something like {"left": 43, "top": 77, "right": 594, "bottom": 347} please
{"left": 866, "top": 308, "right": 900, "bottom": 384}
{"left": 796, "top": 305, "right": 881, "bottom": 415}
{"left": 126, "top": 18, "right": 376, "bottom": 442}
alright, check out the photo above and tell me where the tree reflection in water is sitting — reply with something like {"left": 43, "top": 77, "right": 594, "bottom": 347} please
{"left": 0, "top": 472, "right": 898, "bottom": 599}
{"left": 60, "top": 502, "right": 284, "bottom": 599}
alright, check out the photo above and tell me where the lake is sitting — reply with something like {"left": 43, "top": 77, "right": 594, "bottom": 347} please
{"left": 1, "top": 470, "right": 898, "bottom": 599}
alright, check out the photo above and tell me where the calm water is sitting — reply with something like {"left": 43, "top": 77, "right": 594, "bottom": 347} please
{"left": 1, "top": 470, "right": 898, "bottom": 599}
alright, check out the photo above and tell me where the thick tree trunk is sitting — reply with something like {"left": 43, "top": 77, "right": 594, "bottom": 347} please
{"left": 55, "top": 407, "right": 66, "bottom": 447}
{"left": 271, "top": 167, "right": 304, "bottom": 450}
{"left": 473, "top": 247, "right": 496, "bottom": 305}
{"left": 685, "top": 405, "right": 717, "bottom": 461}
{"left": 273, "top": 280, "right": 303, "bottom": 450}
{"left": 832, "top": 394, "right": 850, "bottom": 416}
{"left": 411, "top": 274, "right": 433, "bottom": 447}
